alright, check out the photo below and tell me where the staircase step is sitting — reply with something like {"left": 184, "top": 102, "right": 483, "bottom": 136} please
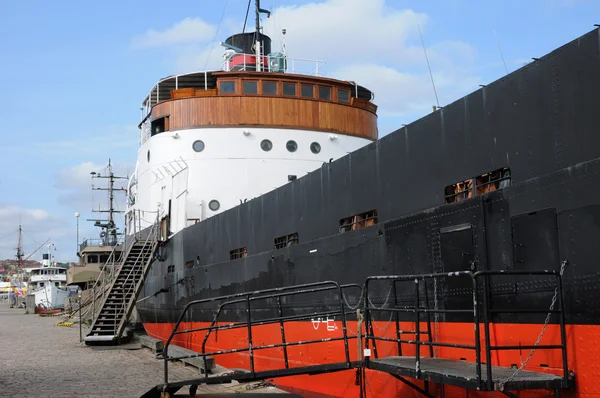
{"left": 87, "top": 239, "right": 156, "bottom": 345}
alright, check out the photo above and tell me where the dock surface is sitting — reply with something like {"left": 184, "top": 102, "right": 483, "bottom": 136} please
{"left": 0, "top": 303, "right": 289, "bottom": 397}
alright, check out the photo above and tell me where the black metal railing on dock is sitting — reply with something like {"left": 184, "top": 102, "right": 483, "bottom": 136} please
{"left": 160, "top": 281, "right": 363, "bottom": 392}
{"left": 363, "top": 269, "right": 570, "bottom": 391}
{"left": 144, "top": 268, "right": 574, "bottom": 398}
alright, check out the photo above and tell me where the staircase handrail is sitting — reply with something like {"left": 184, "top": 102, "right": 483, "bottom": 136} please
{"left": 72, "top": 238, "right": 124, "bottom": 320}
{"left": 110, "top": 214, "right": 160, "bottom": 337}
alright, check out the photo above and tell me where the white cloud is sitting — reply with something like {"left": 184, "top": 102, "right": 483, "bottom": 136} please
{"left": 132, "top": 0, "right": 482, "bottom": 133}
{"left": 261, "top": 0, "right": 428, "bottom": 65}
{"left": 55, "top": 161, "right": 130, "bottom": 215}
{"left": 0, "top": 125, "right": 139, "bottom": 157}
{"left": 0, "top": 204, "right": 70, "bottom": 262}
{"left": 131, "top": 18, "right": 216, "bottom": 49}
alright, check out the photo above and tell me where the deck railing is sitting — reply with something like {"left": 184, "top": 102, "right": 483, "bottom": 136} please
{"left": 363, "top": 268, "right": 570, "bottom": 391}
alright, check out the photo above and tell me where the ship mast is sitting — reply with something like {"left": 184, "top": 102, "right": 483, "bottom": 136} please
{"left": 88, "top": 159, "right": 127, "bottom": 246}
{"left": 16, "top": 221, "right": 23, "bottom": 295}
{"left": 254, "top": 0, "right": 270, "bottom": 72}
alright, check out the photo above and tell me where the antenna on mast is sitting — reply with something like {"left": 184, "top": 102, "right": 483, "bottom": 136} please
{"left": 281, "top": 28, "right": 287, "bottom": 58}
{"left": 417, "top": 24, "right": 440, "bottom": 110}
{"left": 88, "top": 159, "right": 127, "bottom": 246}
{"left": 493, "top": 30, "right": 509, "bottom": 75}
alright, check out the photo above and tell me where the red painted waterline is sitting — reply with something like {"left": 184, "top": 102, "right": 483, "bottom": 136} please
{"left": 144, "top": 320, "right": 594, "bottom": 397}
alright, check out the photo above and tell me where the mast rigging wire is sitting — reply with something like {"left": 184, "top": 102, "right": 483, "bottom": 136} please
{"left": 0, "top": 229, "right": 18, "bottom": 243}
{"left": 242, "top": 0, "right": 252, "bottom": 33}
{"left": 417, "top": 23, "right": 440, "bottom": 109}
{"left": 203, "top": 0, "right": 230, "bottom": 70}
{"left": 494, "top": 29, "right": 509, "bottom": 75}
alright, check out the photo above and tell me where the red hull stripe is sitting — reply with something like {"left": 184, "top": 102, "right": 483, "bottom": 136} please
{"left": 144, "top": 320, "right": 593, "bottom": 397}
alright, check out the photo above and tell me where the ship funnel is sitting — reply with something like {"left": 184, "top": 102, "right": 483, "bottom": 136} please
{"left": 225, "top": 32, "right": 272, "bottom": 56}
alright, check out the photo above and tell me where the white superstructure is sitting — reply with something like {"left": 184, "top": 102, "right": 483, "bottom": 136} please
{"left": 27, "top": 251, "right": 68, "bottom": 310}
{"left": 127, "top": 125, "right": 371, "bottom": 236}
{"left": 125, "top": 27, "right": 378, "bottom": 239}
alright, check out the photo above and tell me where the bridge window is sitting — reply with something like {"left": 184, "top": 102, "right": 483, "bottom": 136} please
{"left": 338, "top": 89, "right": 349, "bottom": 103}
{"left": 263, "top": 81, "right": 277, "bottom": 95}
{"left": 230, "top": 247, "right": 247, "bottom": 260}
{"left": 151, "top": 116, "right": 168, "bottom": 136}
{"left": 243, "top": 81, "right": 258, "bottom": 94}
{"left": 220, "top": 81, "right": 235, "bottom": 94}
{"left": 445, "top": 167, "right": 511, "bottom": 204}
{"left": 301, "top": 84, "right": 314, "bottom": 98}
{"left": 283, "top": 82, "right": 296, "bottom": 96}
{"left": 274, "top": 233, "right": 299, "bottom": 249}
{"left": 339, "top": 210, "right": 378, "bottom": 233}
{"left": 319, "top": 86, "right": 331, "bottom": 100}
{"left": 87, "top": 255, "right": 98, "bottom": 264}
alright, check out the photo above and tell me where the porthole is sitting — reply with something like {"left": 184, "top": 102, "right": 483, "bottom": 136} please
{"left": 208, "top": 200, "right": 220, "bottom": 211}
{"left": 192, "top": 140, "right": 205, "bottom": 152}
{"left": 286, "top": 140, "right": 298, "bottom": 152}
{"left": 310, "top": 142, "right": 321, "bottom": 154}
{"left": 260, "top": 139, "right": 273, "bottom": 151}
{"left": 147, "top": 150, "right": 150, "bottom": 162}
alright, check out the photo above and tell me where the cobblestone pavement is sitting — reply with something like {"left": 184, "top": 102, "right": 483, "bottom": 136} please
{"left": 0, "top": 303, "right": 289, "bottom": 397}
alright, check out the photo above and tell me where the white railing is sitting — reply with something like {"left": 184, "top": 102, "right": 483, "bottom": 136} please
{"left": 222, "top": 52, "right": 327, "bottom": 77}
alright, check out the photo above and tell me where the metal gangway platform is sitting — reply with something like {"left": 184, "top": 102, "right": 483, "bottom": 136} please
{"left": 142, "top": 270, "right": 574, "bottom": 398}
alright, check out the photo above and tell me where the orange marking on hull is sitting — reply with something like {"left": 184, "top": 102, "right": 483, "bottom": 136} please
{"left": 144, "top": 321, "right": 597, "bottom": 397}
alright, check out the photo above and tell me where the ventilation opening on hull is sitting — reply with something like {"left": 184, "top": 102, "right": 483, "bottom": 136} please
{"left": 230, "top": 247, "right": 248, "bottom": 260}
{"left": 339, "top": 209, "right": 378, "bottom": 233}
{"left": 445, "top": 167, "right": 511, "bottom": 204}
{"left": 274, "top": 233, "right": 299, "bottom": 249}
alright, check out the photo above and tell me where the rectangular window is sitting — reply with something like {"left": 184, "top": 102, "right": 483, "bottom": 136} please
{"left": 339, "top": 210, "right": 378, "bottom": 233}
{"left": 230, "top": 247, "right": 248, "bottom": 260}
{"left": 301, "top": 84, "right": 314, "bottom": 98}
{"left": 274, "top": 233, "right": 299, "bottom": 249}
{"left": 338, "top": 89, "right": 349, "bottom": 103}
{"left": 444, "top": 167, "right": 511, "bottom": 204}
{"left": 151, "top": 117, "right": 166, "bottom": 136}
{"left": 263, "top": 81, "right": 277, "bottom": 95}
{"left": 220, "top": 81, "right": 235, "bottom": 94}
{"left": 243, "top": 81, "right": 258, "bottom": 94}
{"left": 475, "top": 167, "right": 511, "bottom": 195}
{"left": 283, "top": 83, "right": 296, "bottom": 96}
{"left": 167, "top": 265, "right": 175, "bottom": 273}
{"left": 319, "top": 86, "right": 331, "bottom": 100}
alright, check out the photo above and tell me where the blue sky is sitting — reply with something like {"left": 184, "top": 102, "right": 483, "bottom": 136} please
{"left": 0, "top": 0, "right": 596, "bottom": 262}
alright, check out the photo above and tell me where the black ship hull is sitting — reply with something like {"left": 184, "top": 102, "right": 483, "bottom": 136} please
{"left": 137, "top": 28, "right": 600, "bottom": 397}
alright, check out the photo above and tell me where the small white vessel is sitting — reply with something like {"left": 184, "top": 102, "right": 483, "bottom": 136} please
{"left": 27, "top": 249, "right": 68, "bottom": 312}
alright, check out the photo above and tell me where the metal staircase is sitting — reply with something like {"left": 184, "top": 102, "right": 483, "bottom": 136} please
{"left": 85, "top": 222, "right": 158, "bottom": 344}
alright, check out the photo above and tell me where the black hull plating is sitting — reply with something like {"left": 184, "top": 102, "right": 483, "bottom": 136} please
{"left": 138, "top": 28, "right": 600, "bottom": 328}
